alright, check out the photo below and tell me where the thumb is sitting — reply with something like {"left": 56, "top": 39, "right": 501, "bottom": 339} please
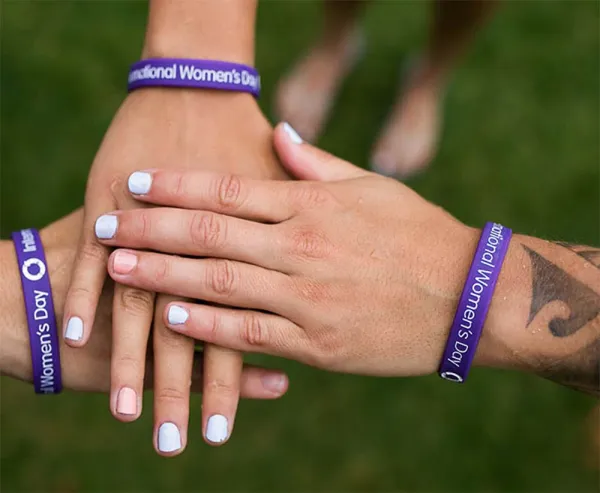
{"left": 274, "top": 122, "right": 369, "bottom": 182}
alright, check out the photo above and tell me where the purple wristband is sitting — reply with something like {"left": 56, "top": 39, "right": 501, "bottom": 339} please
{"left": 127, "top": 58, "right": 261, "bottom": 98}
{"left": 11, "top": 229, "right": 62, "bottom": 394}
{"left": 438, "top": 222, "right": 512, "bottom": 383}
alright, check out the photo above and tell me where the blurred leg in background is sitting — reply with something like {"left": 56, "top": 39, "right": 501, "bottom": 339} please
{"left": 275, "top": 0, "right": 498, "bottom": 180}
{"left": 275, "top": 0, "right": 369, "bottom": 143}
{"left": 371, "top": 0, "right": 498, "bottom": 179}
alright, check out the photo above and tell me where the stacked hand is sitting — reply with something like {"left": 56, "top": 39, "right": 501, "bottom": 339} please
{"left": 62, "top": 90, "right": 288, "bottom": 454}
{"left": 94, "top": 123, "right": 485, "bottom": 379}
{"left": 2, "top": 209, "right": 289, "bottom": 397}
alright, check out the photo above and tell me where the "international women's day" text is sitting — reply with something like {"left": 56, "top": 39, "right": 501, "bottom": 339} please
{"left": 129, "top": 64, "right": 260, "bottom": 90}
{"left": 444, "top": 223, "right": 507, "bottom": 374}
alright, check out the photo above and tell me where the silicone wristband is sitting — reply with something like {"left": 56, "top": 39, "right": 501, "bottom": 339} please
{"left": 11, "top": 229, "right": 62, "bottom": 394}
{"left": 438, "top": 222, "right": 512, "bottom": 383}
{"left": 127, "top": 58, "right": 261, "bottom": 98}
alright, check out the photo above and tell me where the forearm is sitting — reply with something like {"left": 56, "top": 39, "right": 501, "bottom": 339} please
{"left": 477, "top": 235, "right": 600, "bottom": 395}
{"left": 143, "top": 0, "right": 257, "bottom": 63}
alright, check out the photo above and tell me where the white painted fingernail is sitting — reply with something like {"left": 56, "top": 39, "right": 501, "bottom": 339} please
{"left": 283, "top": 122, "right": 303, "bottom": 144}
{"left": 206, "top": 414, "right": 229, "bottom": 443}
{"left": 128, "top": 172, "right": 153, "bottom": 195}
{"left": 65, "top": 316, "right": 83, "bottom": 341}
{"left": 167, "top": 305, "right": 189, "bottom": 325}
{"left": 158, "top": 422, "right": 182, "bottom": 453}
{"left": 95, "top": 215, "right": 117, "bottom": 239}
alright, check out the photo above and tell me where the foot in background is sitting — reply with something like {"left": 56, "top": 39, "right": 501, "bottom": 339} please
{"left": 370, "top": 59, "right": 443, "bottom": 180}
{"left": 274, "top": 28, "right": 364, "bottom": 143}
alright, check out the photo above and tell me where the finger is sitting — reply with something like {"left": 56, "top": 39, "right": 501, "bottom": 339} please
{"left": 201, "top": 345, "right": 243, "bottom": 446}
{"left": 274, "top": 122, "right": 370, "bottom": 181}
{"left": 62, "top": 211, "right": 112, "bottom": 347}
{"left": 153, "top": 295, "right": 194, "bottom": 457}
{"left": 164, "top": 302, "right": 308, "bottom": 361}
{"left": 110, "top": 283, "right": 155, "bottom": 422}
{"left": 127, "top": 169, "right": 296, "bottom": 223}
{"left": 95, "top": 208, "right": 282, "bottom": 271}
{"left": 144, "top": 354, "right": 289, "bottom": 399}
{"left": 108, "top": 250, "right": 292, "bottom": 314}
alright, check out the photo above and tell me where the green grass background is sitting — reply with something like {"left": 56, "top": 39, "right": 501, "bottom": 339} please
{"left": 1, "top": 1, "right": 599, "bottom": 491}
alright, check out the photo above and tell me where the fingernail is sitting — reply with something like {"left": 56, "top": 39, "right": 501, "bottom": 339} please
{"left": 206, "top": 414, "right": 229, "bottom": 443}
{"left": 113, "top": 251, "right": 138, "bottom": 275}
{"left": 95, "top": 215, "right": 118, "bottom": 239}
{"left": 370, "top": 153, "right": 396, "bottom": 178}
{"left": 168, "top": 305, "right": 189, "bottom": 325}
{"left": 64, "top": 316, "right": 83, "bottom": 341}
{"left": 128, "top": 172, "right": 153, "bottom": 195}
{"left": 158, "top": 422, "right": 182, "bottom": 453}
{"left": 116, "top": 387, "right": 137, "bottom": 416}
{"left": 261, "top": 373, "right": 286, "bottom": 394}
{"left": 283, "top": 122, "right": 303, "bottom": 144}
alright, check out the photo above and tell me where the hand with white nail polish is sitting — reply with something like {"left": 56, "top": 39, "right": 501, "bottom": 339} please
{"left": 0, "top": 210, "right": 289, "bottom": 407}
{"left": 100, "top": 123, "right": 600, "bottom": 395}
{"left": 62, "top": 1, "right": 290, "bottom": 450}
{"left": 82, "top": 91, "right": 287, "bottom": 450}
{"left": 95, "top": 122, "right": 476, "bottom": 378}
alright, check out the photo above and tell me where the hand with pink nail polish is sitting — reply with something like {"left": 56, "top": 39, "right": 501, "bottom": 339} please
{"left": 60, "top": 0, "right": 293, "bottom": 453}
{"left": 0, "top": 209, "right": 289, "bottom": 399}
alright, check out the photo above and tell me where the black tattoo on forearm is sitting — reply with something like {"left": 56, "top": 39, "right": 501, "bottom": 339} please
{"left": 523, "top": 244, "right": 600, "bottom": 396}
{"left": 524, "top": 245, "right": 600, "bottom": 337}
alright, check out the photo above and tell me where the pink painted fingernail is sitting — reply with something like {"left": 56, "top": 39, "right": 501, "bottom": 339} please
{"left": 113, "top": 251, "right": 137, "bottom": 275}
{"left": 116, "top": 387, "right": 137, "bottom": 415}
{"left": 261, "top": 373, "right": 286, "bottom": 393}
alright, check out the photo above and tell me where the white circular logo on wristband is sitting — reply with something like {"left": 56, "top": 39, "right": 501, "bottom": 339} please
{"left": 22, "top": 257, "right": 46, "bottom": 282}
{"left": 440, "top": 371, "right": 464, "bottom": 383}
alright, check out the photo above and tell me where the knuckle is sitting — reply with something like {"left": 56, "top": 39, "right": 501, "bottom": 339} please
{"left": 109, "top": 175, "right": 126, "bottom": 199}
{"left": 153, "top": 256, "right": 171, "bottom": 283}
{"left": 66, "top": 285, "right": 97, "bottom": 315}
{"left": 173, "top": 173, "right": 186, "bottom": 198}
{"left": 241, "top": 313, "right": 267, "bottom": 347}
{"left": 215, "top": 174, "right": 243, "bottom": 210}
{"left": 290, "top": 183, "right": 331, "bottom": 209}
{"left": 156, "top": 328, "right": 188, "bottom": 350}
{"left": 311, "top": 331, "right": 343, "bottom": 368}
{"left": 119, "top": 288, "right": 154, "bottom": 315}
{"left": 68, "top": 284, "right": 95, "bottom": 300}
{"left": 132, "top": 210, "right": 150, "bottom": 241}
{"left": 207, "top": 311, "right": 222, "bottom": 341}
{"left": 79, "top": 241, "right": 106, "bottom": 264}
{"left": 114, "top": 353, "right": 143, "bottom": 376}
{"left": 288, "top": 227, "right": 331, "bottom": 260}
{"left": 207, "top": 259, "right": 236, "bottom": 296}
{"left": 205, "top": 378, "right": 238, "bottom": 398}
{"left": 190, "top": 212, "right": 225, "bottom": 250}
{"left": 294, "top": 279, "right": 330, "bottom": 304}
{"left": 155, "top": 386, "right": 187, "bottom": 405}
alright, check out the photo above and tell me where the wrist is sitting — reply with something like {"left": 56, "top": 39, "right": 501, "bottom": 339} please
{"left": 473, "top": 234, "right": 531, "bottom": 371}
{"left": 0, "top": 230, "right": 71, "bottom": 382}
{"left": 142, "top": 0, "right": 256, "bottom": 64}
